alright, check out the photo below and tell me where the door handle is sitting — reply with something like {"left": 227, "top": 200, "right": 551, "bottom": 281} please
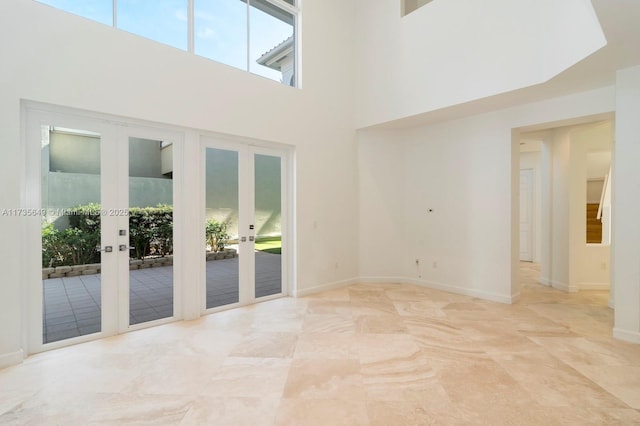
{"left": 96, "top": 246, "right": 113, "bottom": 253}
{"left": 119, "top": 245, "right": 135, "bottom": 251}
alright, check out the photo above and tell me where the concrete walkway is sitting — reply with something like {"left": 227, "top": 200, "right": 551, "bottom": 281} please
{"left": 43, "top": 252, "right": 282, "bottom": 344}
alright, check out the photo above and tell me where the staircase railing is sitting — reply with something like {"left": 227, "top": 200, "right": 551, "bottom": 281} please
{"left": 597, "top": 166, "right": 611, "bottom": 220}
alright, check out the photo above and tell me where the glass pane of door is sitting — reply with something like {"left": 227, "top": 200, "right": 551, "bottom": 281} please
{"left": 205, "top": 147, "right": 240, "bottom": 309}
{"left": 41, "top": 126, "right": 103, "bottom": 344}
{"left": 254, "top": 153, "right": 282, "bottom": 298}
{"left": 128, "top": 137, "right": 174, "bottom": 325}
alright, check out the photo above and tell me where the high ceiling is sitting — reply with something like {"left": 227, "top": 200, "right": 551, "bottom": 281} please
{"left": 375, "top": 0, "right": 640, "bottom": 130}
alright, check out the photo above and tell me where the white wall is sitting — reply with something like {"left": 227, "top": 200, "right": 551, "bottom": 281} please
{"left": 539, "top": 138, "right": 553, "bottom": 286}
{"left": 613, "top": 65, "right": 640, "bottom": 343}
{"left": 358, "top": 86, "right": 616, "bottom": 304}
{"left": 403, "top": 115, "right": 514, "bottom": 302}
{"left": 354, "top": 0, "right": 606, "bottom": 128}
{"left": 550, "top": 128, "right": 573, "bottom": 290}
{"left": 570, "top": 122, "right": 612, "bottom": 290}
{"left": 587, "top": 180, "right": 605, "bottom": 203}
{"left": 357, "top": 130, "right": 406, "bottom": 278}
{"left": 519, "top": 150, "right": 542, "bottom": 263}
{"left": 0, "top": 0, "right": 358, "bottom": 366}
{"left": 539, "top": 122, "right": 612, "bottom": 292}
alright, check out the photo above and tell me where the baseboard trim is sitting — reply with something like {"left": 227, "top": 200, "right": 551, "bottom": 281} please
{"left": 613, "top": 328, "right": 640, "bottom": 344}
{"left": 608, "top": 298, "right": 615, "bottom": 309}
{"left": 404, "top": 277, "right": 514, "bottom": 304}
{"left": 0, "top": 349, "right": 24, "bottom": 369}
{"left": 538, "top": 277, "right": 551, "bottom": 286}
{"left": 355, "top": 276, "right": 407, "bottom": 285}
{"left": 551, "top": 280, "right": 579, "bottom": 293}
{"left": 296, "top": 275, "right": 517, "bottom": 305}
{"left": 293, "top": 278, "right": 359, "bottom": 297}
{"left": 579, "top": 282, "right": 610, "bottom": 291}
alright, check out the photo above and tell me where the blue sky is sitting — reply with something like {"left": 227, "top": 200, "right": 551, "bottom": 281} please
{"left": 38, "top": 0, "right": 293, "bottom": 82}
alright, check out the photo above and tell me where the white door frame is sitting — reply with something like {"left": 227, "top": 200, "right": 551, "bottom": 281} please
{"left": 23, "top": 102, "right": 294, "bottom": 355}
{"left": 24, "top": 103, "right": 184, "bottom": 354}
{"left": 200, "top": 136, "right": 291, "bottom": 314}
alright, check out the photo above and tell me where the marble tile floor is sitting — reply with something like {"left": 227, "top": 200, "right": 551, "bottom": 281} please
{"left": 3, "top": 262, "right": 640, "bottom": 425}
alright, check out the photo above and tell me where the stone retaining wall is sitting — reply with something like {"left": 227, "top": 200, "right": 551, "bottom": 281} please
{"left": 43, "top": 249, "right": 237, "bottom": 279}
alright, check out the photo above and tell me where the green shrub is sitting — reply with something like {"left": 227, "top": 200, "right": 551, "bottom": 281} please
{"left": 67, "top": 203, "right": 101, "bottom": 234}
{"left": 42, "top": 203, "right": 175, "bottom": 265}
{"left": 41, "top": 222, "right": 100, "bottom": 267}
{"left": 206, "top": 219, "right": 230, "bottom": 252}
{"left": 129, "top": 205, "right": 173, "bottom": 259}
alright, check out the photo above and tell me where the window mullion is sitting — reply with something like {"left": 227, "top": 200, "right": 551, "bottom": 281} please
{"left": 113, "top": 0, "right": 117, "bottom": 27}
{"left": 188, "top": 0, "right": 194, "bottom": 53}
{"left": 246, "top": 0, "right": 251, "bottom": 72}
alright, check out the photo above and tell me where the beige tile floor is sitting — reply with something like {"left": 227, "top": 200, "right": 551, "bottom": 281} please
{"left": 2, "top": 262, "right": 640, "bottom": 425}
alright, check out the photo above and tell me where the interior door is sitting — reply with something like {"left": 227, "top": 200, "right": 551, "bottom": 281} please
{"left": 202, "top": 140, "right": 287, "bottom": 312}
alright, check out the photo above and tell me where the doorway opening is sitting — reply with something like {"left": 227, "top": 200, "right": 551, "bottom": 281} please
{"left": 513, "top": 113, "right": 614, "bottom": 308}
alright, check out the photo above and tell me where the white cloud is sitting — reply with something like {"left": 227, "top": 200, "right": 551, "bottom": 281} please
{"left": 197, "top": 27, "right": 217, "bottom": 40}
{"left": 175, "top": 9, "right": 188, "bottom": 22}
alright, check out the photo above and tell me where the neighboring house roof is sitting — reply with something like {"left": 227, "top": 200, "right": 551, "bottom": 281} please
{"left": 257, "top": 36, "right": 293, "bottom": 71}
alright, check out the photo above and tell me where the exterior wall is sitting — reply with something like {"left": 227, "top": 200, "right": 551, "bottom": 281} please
{"left": 129, "top": 138, "right": 166, "bottom": 179}
{"left": 0, "top": 0, "right": 358, "bottom": 366}
{"left": 205, "top": 148, "right": 240, "bottom": 234}
{"left": 44, "top": 133, "right": 174, "bottom": 213}
{"left": 49, "top": 132, "right": 101, "bottom": 175}
{"left": 254, "top": 154, "right": 282, "bottom": 237}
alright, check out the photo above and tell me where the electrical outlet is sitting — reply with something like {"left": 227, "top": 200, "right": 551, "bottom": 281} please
{"left": 415, "top": 259, "right": 420, "bottom": 265}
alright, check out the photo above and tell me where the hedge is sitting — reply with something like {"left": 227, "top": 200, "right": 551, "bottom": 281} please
{"left": 43, "top": 204, "right": 174, "bottom": 267}
{"left": 42, "top": 204, "right": 232, "bottom": 267}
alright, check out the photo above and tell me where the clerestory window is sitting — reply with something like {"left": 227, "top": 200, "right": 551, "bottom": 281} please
{"left": 35, "top": 0, "right": 299, "bottom": 87}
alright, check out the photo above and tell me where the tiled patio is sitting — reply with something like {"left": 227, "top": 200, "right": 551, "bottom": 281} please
{"left": 43, "top": 252, "right": 282, "bottom": 344}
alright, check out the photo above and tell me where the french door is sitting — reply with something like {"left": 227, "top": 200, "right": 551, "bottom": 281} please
{"left": 27, "top": 108, "right": 182, "bottom": 352}
{"left": 202, "top": 138, "right": 289, "bottom": 311}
